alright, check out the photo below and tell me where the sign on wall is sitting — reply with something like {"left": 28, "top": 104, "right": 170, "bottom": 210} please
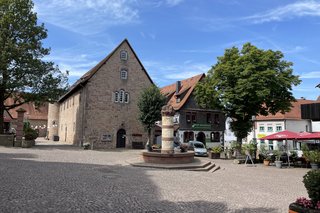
{"left": 101, "top": 134, "right": 112, "bottom": 142}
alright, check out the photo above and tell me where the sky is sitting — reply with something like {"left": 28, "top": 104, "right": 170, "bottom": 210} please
{"left": 33, "top": 0, "right": 320, "bottom": 100}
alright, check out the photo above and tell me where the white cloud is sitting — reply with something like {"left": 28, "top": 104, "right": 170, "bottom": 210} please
{"left": 166, "top": 0, "right": 184, "bottom": 7}
{"left": 244, "top": 1, "right": 320, "bottom": 24}
{"left": 144, "top": 60, "right": 210, "bottom": 86}
{"left": 34, "top": 0, "right": 139, "bottom": 35}
{"left": 300, "top": 71, "right": 320, "bottom": 79}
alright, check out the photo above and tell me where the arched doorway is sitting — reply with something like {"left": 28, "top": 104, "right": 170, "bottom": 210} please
{"left": 196, "top": 132, "right": 206, "bottom": 145}
{"left": 116, "top": 129, "right": 126, "bottom": 148}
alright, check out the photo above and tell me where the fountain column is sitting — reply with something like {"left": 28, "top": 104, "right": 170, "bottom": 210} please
{"left": 161, "top": 105, "right": 175, "bottom": 154}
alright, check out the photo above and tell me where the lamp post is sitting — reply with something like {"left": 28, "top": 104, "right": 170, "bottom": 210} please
{"left": 252, "top": 115, "right": 257, "bottom": 160}
{"left": 252, "top": 115, "right": 256, "bottom": 143}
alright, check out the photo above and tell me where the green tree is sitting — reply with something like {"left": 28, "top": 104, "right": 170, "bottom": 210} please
{"left": 195, "top": 43, "right": 300, "bottom": 144}
{"left": 137, "top": 85, "right": 166, "bottom": 149}
{"left": 0, "top": 0, "right": 68, "bottom": 133}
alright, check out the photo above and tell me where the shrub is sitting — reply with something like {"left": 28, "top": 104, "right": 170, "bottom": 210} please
{"left": 24, "top": 128, "right": 38, "bottom": 140}
{"left": 303, "top": 170, "right": 320, "bottom": 205}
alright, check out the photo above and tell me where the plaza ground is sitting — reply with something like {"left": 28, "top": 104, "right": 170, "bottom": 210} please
{"left": 0, "top": 138, "right": 309, "bottom": 213}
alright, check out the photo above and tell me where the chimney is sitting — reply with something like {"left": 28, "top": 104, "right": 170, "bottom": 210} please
{"left": 176, "top": 81, "right": 181, "bottom": 95}
{"left": 300, "top": 97, "right": 306, "bottom": 100}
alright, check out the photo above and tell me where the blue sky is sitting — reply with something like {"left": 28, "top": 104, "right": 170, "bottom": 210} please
{"left": 33, "top": 0, "right": 320, "bottom": 100}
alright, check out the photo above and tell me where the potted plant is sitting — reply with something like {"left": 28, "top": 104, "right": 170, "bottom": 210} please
{"left": 289, "top": 170, "right": 320, "bottom": 212}
{"left": 302, "top": 144, "right": 320, "bottom": 169}
{"left": 273, "top": 149, "right": 283, "bottom": 168}
{"left": 306, "top": 151, "right": 320, "bottom": 170}
{"left": 22, "top": 128, "right": 38, "bottom": 148}
{"left": 209, "top": 146, "right": 222, "bottom": 159}
{"left": 259, "top": 145, "right": 271, "bottom": 166}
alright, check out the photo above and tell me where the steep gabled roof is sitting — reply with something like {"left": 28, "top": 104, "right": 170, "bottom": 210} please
{"left": 59, "top": 39, "right": 153, "bottom": 102}
{"left": 256, "top": 99, "right": 320, "bottom": 121}
{"left": 160, "top": 74, "right": 205, "bottom": 111}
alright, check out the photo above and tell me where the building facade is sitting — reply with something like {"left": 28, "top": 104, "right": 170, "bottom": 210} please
{"left": 47, "top": 39, "right": 153, "bottom": 148}
{"left": 160, "top": 74, "right": 226, "bottom": 148}
{"left": 246, "top": 98, "right": 320, "bottom": 150}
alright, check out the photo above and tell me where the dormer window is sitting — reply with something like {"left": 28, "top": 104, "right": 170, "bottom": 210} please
{"left": 120, "top": 69, "right": 128, "bottom": 80}
{"left": 120, "top": 50, "right": 128, "bottom": 61}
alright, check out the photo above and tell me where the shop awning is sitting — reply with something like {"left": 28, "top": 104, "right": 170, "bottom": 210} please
{"left": 297, "top": 132, "right": 320, "bottom": 140}
{"left": 260, "top": 130, "right": 299, "bottom": 140}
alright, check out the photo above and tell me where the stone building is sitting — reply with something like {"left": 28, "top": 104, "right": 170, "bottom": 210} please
{"left": 47, "top": 39, "right": 153, "bottom": 148}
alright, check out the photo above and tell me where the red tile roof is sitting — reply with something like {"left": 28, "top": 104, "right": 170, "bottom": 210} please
{"left": 5, "top": 98, "right": 48, "bottom": 120}
{"left": 256, "top": 99, "right": 320, "bottom": 121}
{"left": 160, "top": 74, "right": 205, "bottom": 110}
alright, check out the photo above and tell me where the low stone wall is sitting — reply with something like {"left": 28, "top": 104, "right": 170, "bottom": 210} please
{"left": 142, "top": 151, "right": 194, "bottom": 164}
{"left": 0, "top": 135, "right": 14, "bottom": 147}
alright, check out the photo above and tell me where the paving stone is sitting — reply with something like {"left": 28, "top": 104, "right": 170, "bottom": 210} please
{"left": 0, "top": 139, "right": 309, "bottom": 213}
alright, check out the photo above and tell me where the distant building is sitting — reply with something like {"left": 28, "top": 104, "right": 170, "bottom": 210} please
{"left": 4, "top": 98, "right": 48, "bottom": 137}
{"left": 247, "top": 98, "right": 320, "bottom": 150}
{"left": 47, "top": 39, "right": 153, "bottom": 149}
{"left": 160, "top": 74, "right": 226, "bottom": 147}
{"left": 301, "top": 85, "right": 320, "bottom": 131}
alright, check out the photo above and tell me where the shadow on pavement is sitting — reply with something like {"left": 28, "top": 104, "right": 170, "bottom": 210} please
{"left": 0, "top": 153, "right": 279, "bottom": 213}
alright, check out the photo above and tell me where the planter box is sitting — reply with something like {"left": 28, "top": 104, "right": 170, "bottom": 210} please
{"left": 289, "top": 202, "right": 319, "bottom": 213}
{"left": 22, "top": 140, "right": 34, "bottom": 148}
{"left": 0, "top": 134, "right": 14, "bottom": 147}
{"left": 209, "top": 152, "right": 220, "bottom": 159}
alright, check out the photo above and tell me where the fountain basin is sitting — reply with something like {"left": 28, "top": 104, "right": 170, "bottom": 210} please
{"left": 142, "top": 151, "right": 195, "bottom": 164}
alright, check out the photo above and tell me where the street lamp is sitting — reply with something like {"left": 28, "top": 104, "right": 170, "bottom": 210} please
{"left": 252, "top": 115, "right": 256, "bottom": 143}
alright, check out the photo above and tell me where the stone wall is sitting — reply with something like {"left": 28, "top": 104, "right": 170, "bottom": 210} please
{"left": 58, "top": 91, "right": 81, "bottom": 144}
{"left": 0, "top": 135, "right": 14, "bottom": 146}
{"left": 83, "top": 41, "right": 152, "bottom": 148}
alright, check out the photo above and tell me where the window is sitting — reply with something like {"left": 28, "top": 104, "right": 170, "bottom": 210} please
{"left": 207, "top": 113, "right": 211, "bottom": 124}
{"left": 276, "top": 126, "right": 282, "bottom": 132}
{"left": 120, "top": 69, "right": 128, "bottom": 79}
{"left": 259, "top": 126, "right": 265, "bottom": 132}
{"left": 214, "top": 114, "right": 219, "bottom": 124}
{"left": 113, "top": 90, "right": 130, "bottom": 104}
{"left": 192, "top": 113, "right": 197, "bottom": 123}
{"left": 183, "top": 131, "right": 194, "bottom": 142}
{"left": 119, "top": 90, "right": 124, "bottom": 103}
{"left": 114, "top": 92, "right": 119, "bottom": 102}
{"left": 124, "top": 92, "right": 129, "bottom": 103}
{"left": 120, "top": 50, "right": 128, "bottom": 61}
{"left": 267, "top": 126, "right": 273, "bottom": 132}
{"left": 186, "top": 112, "right": 191, "bottom": 123}
{"left": 211, "top": 132, "right": 220, "bottom": 142}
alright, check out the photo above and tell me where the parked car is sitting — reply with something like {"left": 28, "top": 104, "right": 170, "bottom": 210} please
{"left": 188, "top": 141, "right": 208, "bottom": 156}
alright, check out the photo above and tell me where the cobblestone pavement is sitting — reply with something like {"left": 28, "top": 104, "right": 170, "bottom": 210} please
{"left": 0, "top": 139, "right": 309, "bottom": 213}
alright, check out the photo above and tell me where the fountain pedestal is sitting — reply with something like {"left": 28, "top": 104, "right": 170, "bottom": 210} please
{"left": 142, "top": 105, "right": 194, "bottom": 164}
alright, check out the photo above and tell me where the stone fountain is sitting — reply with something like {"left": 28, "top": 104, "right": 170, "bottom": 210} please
{"left": 142, "top": 105, "right": 194, "bottom": 164}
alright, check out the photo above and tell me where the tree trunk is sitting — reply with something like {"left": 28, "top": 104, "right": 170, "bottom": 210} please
{"left": 0, "top": 91, "right": 5, "bottom": 134}
{"left": 147, "top": 128, "right": 152, "bottom": 151}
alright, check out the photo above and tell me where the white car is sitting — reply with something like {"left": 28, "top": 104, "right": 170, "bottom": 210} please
{"left": 188, "top": 141, "right": 208, "bottom": 156}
